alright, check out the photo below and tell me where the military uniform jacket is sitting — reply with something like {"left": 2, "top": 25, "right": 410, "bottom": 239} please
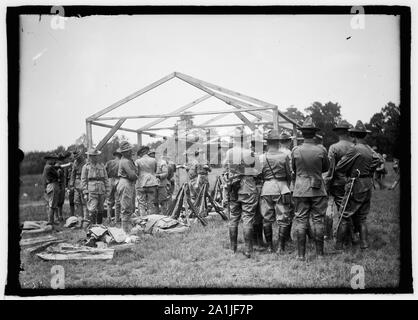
{"left": 291, "top": 140, "right": 330, "bottom": 197}
{"left": 135, "top": 155, "right": 158, "bottom": 188}
{"left": 186, "top": 158, "right": 199, "bottom": 180}
{"left": 106, "top": 158, "right": 120, "bottom": 179}
{"left": 81, "top": 162, "right": 109, "bottom": 195}
{"left": 325, "top": 139, "right": 354, "bottom": 187}
{"left": 118, "top": 157, "right": 138, "bottom": 182}
{"left": 42, "top": 164, "right": 59, "bottom": 188}
{"left": 224, "top": 146, "right": 258, "bottom": 195}
{"left": 335, "top": 143, "right": 378, "bottom": 194}
{"left": 156, "top": 159, "right": 169, "bottom": 187}
{"left": 259, "top": 150, "right": 292, "bottom": 196}
{"left": 69, "top": 159, "right": 86, "bottom": 189}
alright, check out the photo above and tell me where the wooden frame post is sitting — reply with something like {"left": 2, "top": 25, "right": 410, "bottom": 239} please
{"left": 86, "top": 120, "right": 93, "bottom": 149}
{"left": 293, "top": 124, "right": 298, "bottom": 147}
{"left": 137, "top": 132, "right": 143, "bottom": 146}
{"left": 273, "top": 107, "right": 279, "bottom": 131}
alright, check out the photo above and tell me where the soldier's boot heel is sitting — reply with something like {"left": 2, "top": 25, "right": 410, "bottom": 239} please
{"left": 243, "top": 226, "right": 254, "bottom": 258}
{"left": 229, "top": 226, "right": 238, "bottom": 253}
{"left": 263, "top": 224, "right": 274, "bottom": 253}
{"left": 70, "top": 205, "right": 75, "bottom": 217}
{"left": 359, "top": 222, "right": 369, "bottom": 250}
{"left": 296, "top": 229, "right": 306, "bottom": 261}
{"left": 277, "top": 226, "right": 288, "bottom": 254}
{"left": 252, "top": 224, "right": 266, "bottom": 251}
{"left": 314, "top": 224, "right": 324, "bottom": 257}
{"left": 335, "top": 220, "right": 348, "bottom": 251}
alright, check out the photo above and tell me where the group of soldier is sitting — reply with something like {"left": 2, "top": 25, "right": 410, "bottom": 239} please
{"left": 42, "top": 142, "right": 176, "bottom": 233}
{"left": 223, "top": 117, "right": 382, "bottom": 260}
{"left": 42, "top": 115, "right": 386, "bottom": 261}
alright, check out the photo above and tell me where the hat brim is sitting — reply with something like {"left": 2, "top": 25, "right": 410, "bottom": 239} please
{"left": 86, "top": 151, "right": 102, "bottom": 156}
{"left": 349, "top": 129, "right": 371, "bottom": 133}
{"left": 300, "top": 127, "right": 320, "bottom": 132}
{"left": 119, "top": 147, "right": 133, "bottom": 152}
{"left": 332, "top": 127, "right": 350, "bottom": 131}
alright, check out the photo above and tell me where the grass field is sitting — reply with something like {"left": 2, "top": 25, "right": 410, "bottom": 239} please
{"left": 18, "top": 164, "right": 401, "bottom": 289}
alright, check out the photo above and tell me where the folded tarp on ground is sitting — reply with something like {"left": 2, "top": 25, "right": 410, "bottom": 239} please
{"left": 36, "top": 242, "right": 114, "bottom": 261}
{"left": 21, "top": 221, "right": 53, "bottom": 234}
{"left": 131, "top": 214, "right": 190, "bottom": 235}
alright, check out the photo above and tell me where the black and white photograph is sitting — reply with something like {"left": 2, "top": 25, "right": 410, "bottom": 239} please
{"left": 2, "top": 3, "right": 413, "bottom": 299}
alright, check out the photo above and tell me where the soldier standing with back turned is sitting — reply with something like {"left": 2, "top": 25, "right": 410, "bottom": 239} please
{"left": 224, "top": 127, "right": 259, "bottom": 258}
{"left": 259, "top": 130, "right": 293, "bottom": 253}
{"left": 291, "top": 117, "right": 330, "bottom": 260}
{"left": 334, "top": 121, "right": 379, "bottom": 251}
{"left": 324, "top": 120, "right": 354, "bottom": 240}
{"left": 105, "top": 149, "right": 122, "bottom": 225}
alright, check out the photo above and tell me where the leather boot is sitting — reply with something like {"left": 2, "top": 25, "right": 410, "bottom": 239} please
{"left": 359, "top": 222, "right": 369, "bottom": 249}
{"left": 314, "top": 224, "right": 324, "bottom": 257}
{"left": 229, "top": 226, "right": 238, "bottom": 253}
{"left": 277, "top": 225, "right": 289, "bottom": 254}
{"left": 89, "top": 211, "right": 97, "bottom": 225}
{"left": 70, "top": 205, "right": 75, "bottom": 217}
{"left": 47, "top": 208, "right": 55, "bottom": 226}
{"left": 253, "top": 223, "right": 267, "bottom": 250}
{"left": 335, "top": 219, "right": 348, "bottom": 251}
{"left": 297, "top": 229, "right": 306, "bottom": 261}
{"left": 243, "top": 226, "right": 253, "bottom": 258}
{"left": 263, "top": 224, "right": 274, "bottom": 253}
{"left": 121, "top": 216, "right": 131, "bottom": 234}
{"left": 106, "top": 207, "right": 113, "bottom": 225}
{"left": 97, "top": 210, "right": 103, "bottom": 224}
{"left": 58, "top": 207, "right": 64, "bottom": 222}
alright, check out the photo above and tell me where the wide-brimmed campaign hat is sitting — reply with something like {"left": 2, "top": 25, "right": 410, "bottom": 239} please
{"left": 148, "top": 148, "right": 156, "bottom": 155}
{"left": 118, "top": 141, "right": 133, "bottom": 153}
{"left": 300, "top": 117, "right": 320, "bottom": 131}
{"left": 265, "top": 129, "right": 281, "bottom": 141}
{"left": 85, "top": 148, "right": 101, "bottom": 156}
{"left": 333, "top": 119, "right": 352, "bottom": 131}
{"left": 43, "top": 153, "right": 58, "bottom": 160}
{"left": 136, "top": 146, "right": 150, "bottom": 156}
{"left": 349, "top": 120, "right": 371, "bottom": 133}
{"left": 231, "top": 126, "right": 244, "bottom": 139}
{"left": 278, "top": 131, "right": 293, "bottom": 141}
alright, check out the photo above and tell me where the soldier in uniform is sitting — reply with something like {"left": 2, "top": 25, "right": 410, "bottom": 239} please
{"left": 150, "top": 150, "right": 170, "bottom": 215}
{"left": 81, "top": 148, "right": 110, "bottom": 225}
{"left": 324, "top": 120, "right": 354, "bottom": 240}
{"left": 69, "top": 150, "right": 88, "bottom": 219}
{"left": 334, "top": 121, "right": 379, "bottom": 250}
{"left": 105, "top": 149, "right": 122, "bottom": 224}
{"left": 56, "top": 152, "right": 71, "bottom": 222}
{"left": 224, "top": 127, "right": 259, "bottom": 258}
{"left": 258, "top": 130, "right": 293, "bottom": 253}
{"left": 66, "top": 150, "right": 76, "bottom": 217}
{"left": 291, "top": 117, "right": 330, "bottom": 260}
{"left": 185, "top": 149, "right": 200, "bottom": 203}
{"left": 117, "top": 141, "right": 138, "bottom": 233}
{"left": 42, "top": 153, "right": 60, "bottom": 225}
{"left": 251, "top": 133, "right": 267, "bottom": 251}
{"left": 163, "top": 155, "right": 177, "bottom": 209}
{"left": 135, "top": 146, "right": 159, "bottom": 216}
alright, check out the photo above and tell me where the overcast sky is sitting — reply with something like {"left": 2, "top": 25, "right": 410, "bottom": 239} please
{"left": 19, "top": 14, "right": 400, "bottom": 152}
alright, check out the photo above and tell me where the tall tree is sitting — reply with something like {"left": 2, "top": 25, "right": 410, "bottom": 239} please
{"left": 305, "top": 101, "right": 342, "bottom": 149}
{"left": 365, "top": 102, "right": 400, "bottom": 158}
{"left": 283, "top": 106, "right": 306, "bottom": 125}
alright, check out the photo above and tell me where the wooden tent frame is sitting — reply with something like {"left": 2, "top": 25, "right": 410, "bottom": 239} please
{"left": 86, "top": 72, "right": 302, "bottom": 160}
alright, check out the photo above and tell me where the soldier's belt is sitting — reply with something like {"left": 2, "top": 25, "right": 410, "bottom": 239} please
{"left": 264, "top": 177, "right": 287, "bottom": 181}
{"left": 88, "top": 178, "right": 105, "bottom": 181}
